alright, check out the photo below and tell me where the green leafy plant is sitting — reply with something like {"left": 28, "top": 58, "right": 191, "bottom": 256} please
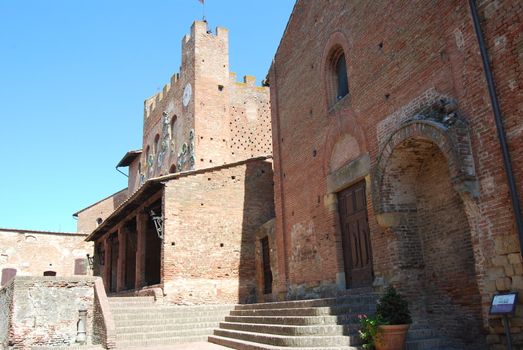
{"left": 376, "top": 285, "right": 412, "bottom": 325}
{"left": 358, "top": 314, "right": 383, "bottom": 349}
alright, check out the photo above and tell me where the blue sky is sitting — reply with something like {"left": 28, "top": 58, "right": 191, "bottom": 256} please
{"left": 0, "top": 0, "right": 294, "bottom": 232}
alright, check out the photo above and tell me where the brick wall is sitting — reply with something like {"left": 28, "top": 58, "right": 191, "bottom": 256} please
{"left": 136, "top": 22, "right": 271, "bottom": 187}
{"left": 0, "top": 229, "right": 93, "bottom": 282}
{"left": 2, "top": 276, "right": 96, "bottom": 349}
{"left": 270, "top": 0, "right": 522, "bottom": 348}
{"left": 162, "top": 159, "right": 274, "bottom": 304}
{"left": 75, "top": 189, "right": 128, "bottom": 234}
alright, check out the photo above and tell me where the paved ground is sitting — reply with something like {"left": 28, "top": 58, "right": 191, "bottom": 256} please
{"left": 119, "top": 342, "right": 232, "bottom": 350}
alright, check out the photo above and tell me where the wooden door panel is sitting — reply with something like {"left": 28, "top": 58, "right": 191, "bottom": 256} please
{"left": 338, "top": 180, "right": 373, "bottom": 288}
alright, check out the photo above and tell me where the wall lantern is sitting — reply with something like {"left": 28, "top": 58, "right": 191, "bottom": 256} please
{"left": 86, "top": 254, "right": 94, "bottom": 270}
{"left": 150, "top": 210, "right": 164, "bottom": 240}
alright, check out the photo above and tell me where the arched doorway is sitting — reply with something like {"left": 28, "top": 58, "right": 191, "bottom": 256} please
{"left": 373, "top": 113, "right": 486, "bottom": 349}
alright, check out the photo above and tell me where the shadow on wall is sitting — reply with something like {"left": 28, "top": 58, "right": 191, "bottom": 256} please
{"left": 238, "top": 161, "right": 275, "bottom": 304}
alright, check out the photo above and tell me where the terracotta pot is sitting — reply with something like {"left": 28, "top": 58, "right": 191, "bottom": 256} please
{"left": 375, "top": 324, "right": 410, "bottom": 350}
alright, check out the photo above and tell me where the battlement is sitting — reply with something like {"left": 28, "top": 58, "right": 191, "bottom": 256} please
{"left": 182, "top": 21, "right": 228, "bottom": 50}
{"left": 230, "top": 72, "right": 264, "bottom": 88}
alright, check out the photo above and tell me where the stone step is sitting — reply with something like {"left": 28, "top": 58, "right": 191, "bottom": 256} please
{"left": 219, "top": 322, "right": 356, "bottom": 337}
{"left": 113, "top": 309, "right": 231, "bottom": 320}
{"left": 234, "top": 294, "right": 379, "bottom": 311}
{"left": 224, "top": 314, "right": 358, "bottom": 326}
{"left": 116, "top": 335, "right": 209, "bottom": 348}
{"left": 108, "top": 296, "right": 156, "bottom": 303}
{"left": 230, "top": 304, "right": 371, "bottom": 317}
{"left": 114, "top": 315, "right": 227, "bottom": 327}
{"left": 116, "top": 327, "right": 215, "bottom": 341}
{"left": 406, "top": 337, "right": 446, "bottom": 350}
{"left": 116, "top": 321, "right": 222, "bottom": 335}
{"left": 111, "top": 304, "right": 234, "bottom": 314}
{"left": 213, "top": 328, "right": 358, "bottom": 347}
{"left": 209, "top": 334, "right": 363, "bottom": 350}
{"left": 407, "top": 327, "right": 438, "bottom": 340}
{"left": 31, "top": 346, "right": 104, "bottom": 350}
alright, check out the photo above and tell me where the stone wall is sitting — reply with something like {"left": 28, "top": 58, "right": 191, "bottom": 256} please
{"left": 2, "top": 276, "right": 96, "bottom": 349}
{"left": 0, "top": 279, "right": 14, "bottom": 348}
{"left": 0, "top": 229, "right": 93, "bottom": 284}
{"left": 162, "top": 158, "right": 274, "bottom": 304}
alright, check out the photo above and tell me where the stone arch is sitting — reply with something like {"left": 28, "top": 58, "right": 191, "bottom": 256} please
{"left": 322, "top": 109, "right": 368, "bottom": 177}
{"left": 371, "top": 108, "right": 485, "bottom": 348}
{"left": 373, "top": 117, "right": 477, "bottom": 216}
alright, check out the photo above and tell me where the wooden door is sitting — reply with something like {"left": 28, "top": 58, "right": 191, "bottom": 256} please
{"left": 338, "top": 180, "right": 373, "bottom": 288}
{"left": 261, "top": 237, "right": 273, "bottom": 294}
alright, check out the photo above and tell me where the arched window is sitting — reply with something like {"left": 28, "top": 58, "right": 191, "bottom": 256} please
{"left": 169, "top": 164, "right": 176, "bottom": 174}
{"left": 335, "top": 53, "right": 349, "bottom": 99}
{"left": 325, "top": 45, "right": 349, "bottom": 106}
{"left": 146, "top": 145, "right": 152, "bottom": 168}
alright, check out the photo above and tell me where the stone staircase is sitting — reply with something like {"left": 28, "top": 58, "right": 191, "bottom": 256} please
{"left": 108, "top": 296, "right": 233, "bottom": 348}
{"left": 208, "top": 293, "right": 380, "bottom": 349}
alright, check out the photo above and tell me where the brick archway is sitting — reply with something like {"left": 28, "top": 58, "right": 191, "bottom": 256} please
{"left": 371, "top": 109, "right": 485, "bottom": 349}
{"left": 373, "top": 115, "right": 478, "bottom": 216}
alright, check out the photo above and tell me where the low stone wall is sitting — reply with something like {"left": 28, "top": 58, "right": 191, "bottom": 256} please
{"left": 0, "top": 279, "right": 14, "bottom": 348}
{"left": 1, "top": 276, "right": 97, "bottom": 349}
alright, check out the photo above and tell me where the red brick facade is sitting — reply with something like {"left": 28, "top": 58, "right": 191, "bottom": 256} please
{"left": 269, "top": 1, "right": 522, "bottom": 349}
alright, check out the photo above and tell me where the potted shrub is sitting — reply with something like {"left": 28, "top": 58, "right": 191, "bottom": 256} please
{"left": 375, "top": 286, "right": 412, "bottom": 350}
{"left": 359, "top": 286, "right": 412, "bottom": 350}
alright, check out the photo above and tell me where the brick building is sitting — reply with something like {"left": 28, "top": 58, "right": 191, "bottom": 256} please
{"left": 267, "top": 1, "right": 523, "bottom": 349}
{"left": 0, "top": 228, "right": 93, "bottom": 285}
{"left": 81, "top": 21, "right": 274, "bottom": 305}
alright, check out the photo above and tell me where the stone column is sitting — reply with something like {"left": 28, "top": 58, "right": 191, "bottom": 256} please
{"left": 117, "top": 226, "right": 127, "bottom": 292}
{"left": 103, "top": 237, "right": 111, "bottom": 292}
{"left": 135, "top": 211, "right": 147, "bottom": 289}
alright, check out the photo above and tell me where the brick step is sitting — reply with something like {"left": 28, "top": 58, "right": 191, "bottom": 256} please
{"left": 219, "top": 321, "right": 355, "bottom": 337}
{"left": 230, "top": 304, "right": 371, "bottom": 317}
{"left": 213, "top": 329, "right": 358, "bottom": 347}
{"left": 116, "top": 335, "right": 209, "bottom": 348}
{"left": 234, "top": 294, "right": 379, "bottom": 311}
{"left": 116, "top": 327, "right": 215, "bottom": 341}
{"left": 113, "top": 309, "right": 231, "bottom": 320}
{"left": 209, "top": 334, "right": 363, "bottom": 350}
{"left": 116, "top": 321, "right": 222, "bottom": 334}
{"left": 114, "top": 315, "right": 227, "bottom": 327}
{"left": 224, "top": 314, "right": 357, "bottom": 326}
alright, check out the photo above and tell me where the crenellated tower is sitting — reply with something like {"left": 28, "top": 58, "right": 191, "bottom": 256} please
{"left": 123, "top": 21, "right": 271, "bottom": 194}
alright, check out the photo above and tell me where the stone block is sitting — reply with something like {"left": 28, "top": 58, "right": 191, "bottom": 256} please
{"left": 495, "top": 235, "right": 521, "bottom": 255}
{"left": 504, "top": 264, "right": 515, "bottom": 277}
{"left": 496, "top": 277, "right": 512, "bottom": 291}
{"left": 492, "top": 255, "right": 508, "bottom": 266}
{"left": 485, "top": 279, "right": 497, "bottom": 292}
{"left": 487, "top": 266, "right": 507, "bottom": 279}
{"left": 514, "top": 263, "right": 523, "bottom": 275}
{"left": 512, "top": 276, "right": 523, "bottom": 290}
{"left": 508, "top": 253, "right": 523, "bottom": 264}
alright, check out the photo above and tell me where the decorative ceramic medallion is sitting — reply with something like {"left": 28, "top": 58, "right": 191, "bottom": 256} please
{"left": 182, "top": 83, "right": 192, "bottom": 107}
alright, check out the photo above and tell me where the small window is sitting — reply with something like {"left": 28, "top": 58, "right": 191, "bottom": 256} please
{"left": 335, "top": 53, "right": 349, "bottom": 99}
{"left": 154, "top": 134, "right": 160, "bottom": 155}
{"left": 96, "top": 218, "right": 103, "bottom": 226}
{"left": 169, "top": 164, "right": 176, "bottom": 174}
{"left": 326, "top": 46, "right": 349, "bottom": 106}
{"left": 170, "top": 115, "right": 177, "bottom": 139}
